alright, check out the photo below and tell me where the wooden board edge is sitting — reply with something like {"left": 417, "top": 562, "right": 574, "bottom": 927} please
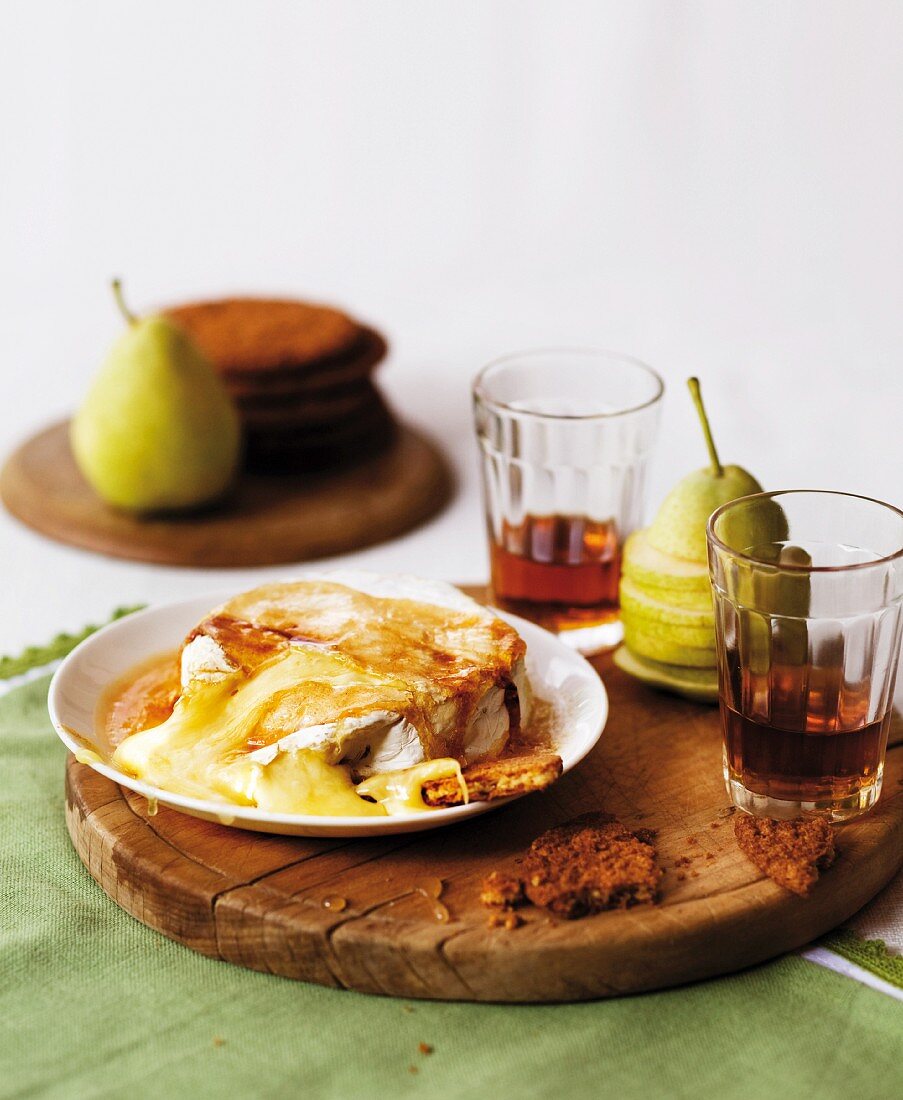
{"left": 64, "top": 751, "right": 903, "bottom": 1003}
{"left": 1, "top": 420, "right": 454, "bottom": 568}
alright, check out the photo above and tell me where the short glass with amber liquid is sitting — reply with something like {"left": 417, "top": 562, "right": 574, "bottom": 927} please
{"left": 473, "top": 349, "right": 663, "bottom": 653}
{"left": 708, "top": 490, "right": 903, "bottom": 822}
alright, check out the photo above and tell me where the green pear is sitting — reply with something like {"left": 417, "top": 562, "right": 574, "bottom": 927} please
{"left": 71, "top": 281, "right": 241, "bottom": 513}
{"left": 646, "top": 378, "right": 762, "bottom": 563}
{"left": 621, "top": 530, "right": 711, "bottom": 596}
{"left": 727, "top": 543, "right": 811, "bottom": 679}
{"left": 617, "top": 378, "right": 783, "bottom": 702}
{"left": 620, "top": 577, "right": 713, "bottom": 633}
{"left": 625, "top": 578, "right": 715, "bottom": 612}
{"left": 623, "top": 614, "right": 714, "bottom": 650}
{"left": 622, "top": 620, "right": 717, "bottom": 668}
{"left": 620, "top": 573, "right": 713, "bottom": 618}
{"left": 613, "top": 645, "right": 719, "bottom": 704}
{"left": 714, "top": 494, "right": 790, "bottom": 559}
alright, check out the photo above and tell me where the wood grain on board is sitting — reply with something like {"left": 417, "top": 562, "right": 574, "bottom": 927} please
{"left": 63, "top": 586, "right": 903, "bottom": 1002}
{"left": 1, "top": 420, "right": 451, "bottom": 567}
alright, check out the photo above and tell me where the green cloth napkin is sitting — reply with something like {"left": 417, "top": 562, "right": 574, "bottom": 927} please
{"left": 1, "top": 666, "right": 901, "bottom": 1099}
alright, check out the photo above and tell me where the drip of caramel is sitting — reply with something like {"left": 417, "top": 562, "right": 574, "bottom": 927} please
{"left": 414, "top": 877, "right": 449, "bottom": 921}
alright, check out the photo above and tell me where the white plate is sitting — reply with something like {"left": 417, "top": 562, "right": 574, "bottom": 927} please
{"left": 48, "top": 593, "right": 608, "bottom": 837}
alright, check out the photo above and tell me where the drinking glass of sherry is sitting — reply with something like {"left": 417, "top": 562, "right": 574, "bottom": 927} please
{"left": 708, "top": 490, "right": 903, "bottom": 822}
{"left": 473, "top": 349, "right": 664, "bottom": 653}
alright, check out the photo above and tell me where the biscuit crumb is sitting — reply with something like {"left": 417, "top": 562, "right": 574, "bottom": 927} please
{"left": 734, "top": 814, "right": 835, "bottom": 896}
{"left": 487, "top": 910, "right": 523, "bottom": 930}
{"left": 522, "top": 812, "right": 662, "bottom": 919}
{"left": 480, "top": 870, "right": 525, "bottom": 909}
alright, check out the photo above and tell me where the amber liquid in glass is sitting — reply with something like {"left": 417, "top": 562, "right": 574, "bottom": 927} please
{"left": 489, "top": 513, "right": 621, "bottom": 633}
{"left": 722, "top": 664, "right": 890, "bottom": 803}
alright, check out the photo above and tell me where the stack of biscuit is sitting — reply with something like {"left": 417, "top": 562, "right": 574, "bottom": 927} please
{"left": 165, "top": 298, "right": 394, "bottom": 473}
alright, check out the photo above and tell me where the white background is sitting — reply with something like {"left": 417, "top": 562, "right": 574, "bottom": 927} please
{"left": 2, "top": 0, "right": 903, "bottom": 650}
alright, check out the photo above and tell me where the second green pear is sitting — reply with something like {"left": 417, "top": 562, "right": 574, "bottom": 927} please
{"left": 72, "top": 281, "right": 241, "bottom": 513}
{"left": 645, "top": 379, "right": 762, "bottom": 563}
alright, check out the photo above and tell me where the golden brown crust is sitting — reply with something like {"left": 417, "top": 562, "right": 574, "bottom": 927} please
{"left": 186, "top": 614, "right": 290, "bottom": 673}
{"left": 733, "top": 814, "right": 836, "bottom": 896}
{"left": 522, "top": 812, "right": 662, "bottom": 919}
{"left": 422, "top": 754, "right": 562, "bottom": 807}
{"left": 186, "top": 580, "right": 528, "bottom": 763}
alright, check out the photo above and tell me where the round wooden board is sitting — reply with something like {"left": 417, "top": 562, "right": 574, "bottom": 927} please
{"left": 1, "top": 420, "right": 452, "bottom": 567}
{"left": 63, "top": 587, "right": 903, "bottom": 1002}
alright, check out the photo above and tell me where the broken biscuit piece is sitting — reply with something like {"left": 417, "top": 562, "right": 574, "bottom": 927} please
{"left": 734, "top": 814, "right": 836, "bottom": 897}
{"left": 487, "top": 910, "right": 523, "bottom": 930}
{"left": 480, "top": 870, "right": 526, "bottom": 909}
{"left": 422, "top": 754, "right": 562, "bottom": 807}
{"left": 523, "top": 812, "right": 662, "bottom": 919}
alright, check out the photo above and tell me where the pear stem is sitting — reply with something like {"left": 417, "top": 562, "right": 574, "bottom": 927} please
{"left": 687, "top": 377, "right": 723, "bottom": 478}
{"left": 111, "top": 279, "right": 138, "bottom": 326}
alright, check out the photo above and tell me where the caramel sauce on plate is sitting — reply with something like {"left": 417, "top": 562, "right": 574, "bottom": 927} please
{"left": 99, "top": 651, "right": 181, "bottom": 751}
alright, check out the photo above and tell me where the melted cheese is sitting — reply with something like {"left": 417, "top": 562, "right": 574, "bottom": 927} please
{"left": 74, "top": 747, "right": 103, "bottom": 766}
{"left": 108, "top": 574, "right": 531, "bottom": 818}
{"left": 254, "top": 750, "right": 384, "bottom": 816}
{"left": 111, "top": 647, "right": 465, "bottom": 817}
{"left": 115, "top": 647, "right": 387, "bottom": 782}
{"left": 356, "top": 759, "right": 467, "bottom": 814}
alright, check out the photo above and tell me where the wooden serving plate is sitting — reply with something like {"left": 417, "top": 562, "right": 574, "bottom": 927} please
{"left": 64, "top": 589, "right": 903, "bottom": 1003}
{"left": 1, "top": 420, "right": 452, "bottom": 567}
